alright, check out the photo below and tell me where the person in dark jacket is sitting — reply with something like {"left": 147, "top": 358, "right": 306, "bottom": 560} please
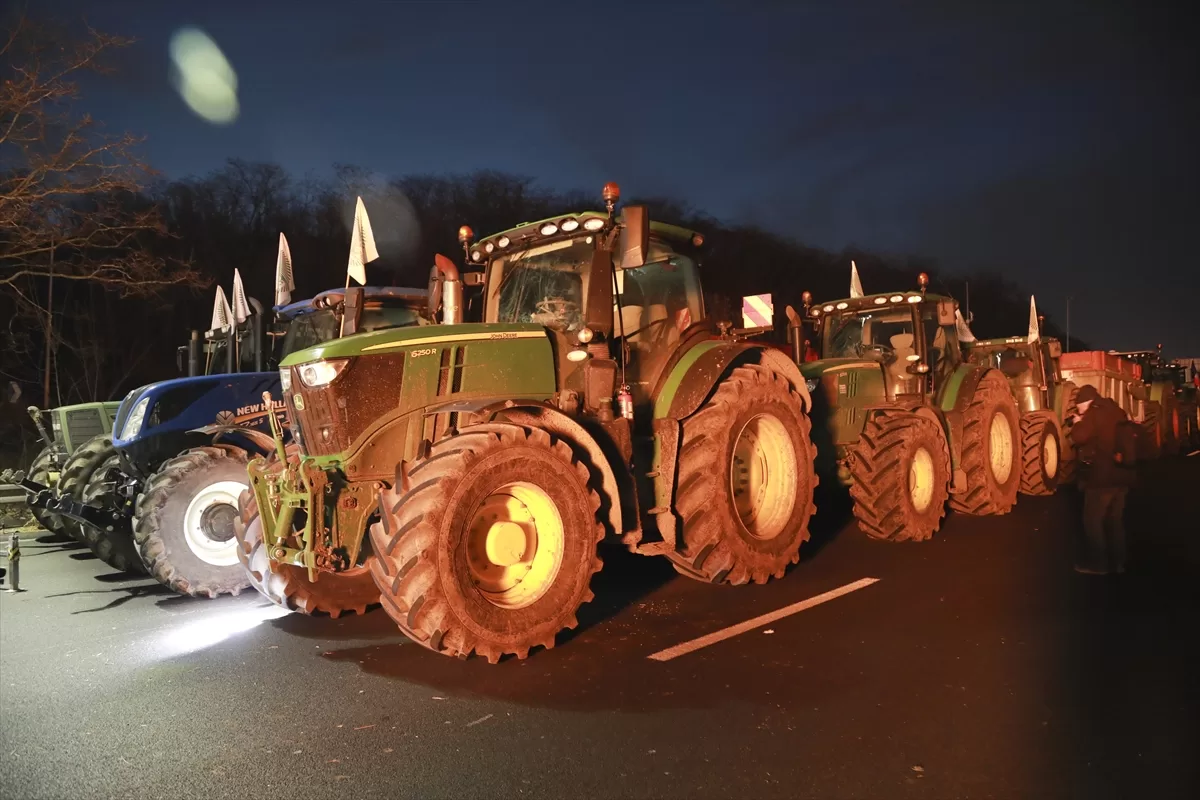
{"left": 1069, "top": 385, "right": 1136, "bottom": 574}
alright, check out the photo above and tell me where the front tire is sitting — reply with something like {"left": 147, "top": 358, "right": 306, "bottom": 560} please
{"left": 80, "top": 453, "right": 145, "bottom": 574}
{"left": 1018, "top": 411, "right": 1061, "bottom": 496}
{"left": 57, "top": 434, "right": 116, "bottom": 542}
{"left": 369, "top": 424, "right": 605, "bottom": 663}
{"left": 668, "top": 364, "right": 818, "bottom": 584}
{"left": 849, "top": 410, "right": 951, "bottom": 542}
{"left": 27, "top": 446, "right": 67, "bottom": 537}
{"left": 948, "top": 370, "right": 1020, "bottom": 516}
{"left": 133, "top": 447, "right": 252, "bottom": 598}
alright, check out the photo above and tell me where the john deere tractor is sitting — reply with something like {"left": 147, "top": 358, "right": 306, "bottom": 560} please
{"left": 963, "top": 335, "right": 1078, "bottom": 494}
{"left": 791, "top": 275, "right": 1020, "bottom": 542}
{"left": 240, "top": 183, "right": 819, "bottom": 662}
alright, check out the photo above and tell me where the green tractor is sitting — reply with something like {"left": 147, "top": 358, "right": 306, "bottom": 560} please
{"left": 240, "top": 182, "right": 819, "bottom": 661}
{"left": 790, "top": 274, "right": 1020, "bottom": 542}
{"left": 962, "top": 330, "right": 1079, "bottom": 495}
{"left": 1, "top": 402, "right": 122, "bottom": 537}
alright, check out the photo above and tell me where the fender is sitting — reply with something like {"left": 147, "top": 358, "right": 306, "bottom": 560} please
{"left": 653, "top": 340, "right": 812, "bottom": 422}
{"left": 189, "top": 424, "right": 280, "bottom": 457}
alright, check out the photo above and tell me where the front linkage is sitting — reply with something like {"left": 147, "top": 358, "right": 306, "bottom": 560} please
{"left": 249, "top": 391, "right": 379, "bottom": 582}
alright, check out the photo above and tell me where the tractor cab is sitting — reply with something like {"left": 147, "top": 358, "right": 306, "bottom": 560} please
{"left": 799, "top": 276, "right": 963, "bottom": 405}
{"left": 275, "top": 287, "right": 428, "bottom": 364}
{"left": 965, "top": 336, "right": 1066, "bottom": 415}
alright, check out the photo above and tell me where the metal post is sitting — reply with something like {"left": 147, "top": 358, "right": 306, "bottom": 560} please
{"left": 5, "top": 532, "right": 19, "bottom": 592}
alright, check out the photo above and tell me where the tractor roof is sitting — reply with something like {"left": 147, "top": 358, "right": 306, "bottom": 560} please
{"left": 275, "top": 286, "right": 428, "bottom": 318}
{"left": 807, "top": 291, "right": 953, "bottom": 320}
{"left": 469, "top": 211, "right": 703, "bottom": 265}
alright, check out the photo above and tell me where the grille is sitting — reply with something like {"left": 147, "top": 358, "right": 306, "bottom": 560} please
{"left": 65, "top": 409, "right": 105, "bottom": 451}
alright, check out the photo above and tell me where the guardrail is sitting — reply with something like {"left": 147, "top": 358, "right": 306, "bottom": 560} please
{"left": 1, "top": 483, "right": 26, "bottom": 505}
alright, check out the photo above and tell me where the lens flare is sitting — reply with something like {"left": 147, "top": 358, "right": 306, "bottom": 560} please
{"left": 169, "top": 27, "right": 239, "bottom": 124}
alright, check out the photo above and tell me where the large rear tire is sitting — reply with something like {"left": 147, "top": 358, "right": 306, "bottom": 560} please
{"left": 1018, "top": 411, "right": 1061, "bottom": 496}
{"left": 1059, "top": 384, "right": 1079, "bottom": 485}
{"left": 57, "top": 435, "right": 119, "bottom": 544}
{"left": 369, "top": 424, "right": 604, "bottom": 663}
{"left": 133, "top": 447, "right": 252, "bottom": 598}
{"left": 27, "top": 446, "right": 67, "bottom": 537}
{"left": 668, "top": 364, "right": 817, "bottom": 584}
{"left": 948, "top": 371, "right": 1020, "bottom": 516}
{"left": 849, "top": 410, "right": 951, "bottom": 542}
{"left": 1140, "top": 404, "right": 1162, "bottom": 460}
{"left": 80, "top": 453, "right": 145, "bottom": 574}
{"left": 235, "top": 484, "right": 380, "bottom": 618}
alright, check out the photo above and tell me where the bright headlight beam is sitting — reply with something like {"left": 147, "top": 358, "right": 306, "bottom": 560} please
{"left": 169, "top": 27, "right": 239, "bottom": 124}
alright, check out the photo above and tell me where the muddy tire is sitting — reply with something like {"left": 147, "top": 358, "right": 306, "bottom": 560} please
{"left": 57, "top": 435, "right": 119, "bottom": 543}
{"left": 133, "top": 447, "right": 252, "bottom": 598}
{"left": 1162, "top": 405, "right": 1181, "bottom": 457}
{"left": 667, "top": 364, "right": 817, "bottom": 584}
{"left": 80, "top": 453, "right": 145, "bottom": 574}
{"left": 948, "top": 370, "right": 1020, "bottom": 516}
{"left": 849, "top": 410, "right": 951, "bottom": 542}
{"left": 1018, "top": 411, "right": 1061, "bottom": 496}
{"left": 1059, "top": 384, "right": 1079, "bottom": 485}
{"left": 235, "top": 478, "right": 380, "bottom": 618}
{"left": 27, "top": 446, "right": 67, "bottom": 537}
{"left": 369, "top": 424, "right": 604, "bottom": 663}
{"left": 1141, "top": 404, "right": 1162, "bottom": 460}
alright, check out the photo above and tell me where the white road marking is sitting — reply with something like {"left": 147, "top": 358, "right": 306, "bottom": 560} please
{"left": 646, "top": 577, "right": 881, "bottom": 662}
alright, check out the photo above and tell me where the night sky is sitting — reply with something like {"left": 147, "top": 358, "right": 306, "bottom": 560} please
{"left": 35, "top": 0, "right": 1200, "bottom": 356}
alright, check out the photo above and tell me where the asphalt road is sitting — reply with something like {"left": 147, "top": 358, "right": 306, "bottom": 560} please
{"left": 2, "top": 457, "right": 1198, "bottom": 799}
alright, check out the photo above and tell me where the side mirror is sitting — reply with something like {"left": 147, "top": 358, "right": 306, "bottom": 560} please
{"left": 936, "top": 298, "right": 957, "bottom": 326}
{"left": 1047, "top": 341, "right": 1063, "bottom": 358}
{"left": 340, "top": 286, "right": 364, "bottom": 337}
{"left": 617, "top": 205, "right": 650, "bottom": 270}
{"left": 584, "top": 246, "right": 614, "bottom": 337}
{"left": 462, "top": 272, "right": 485, "bottom": 287}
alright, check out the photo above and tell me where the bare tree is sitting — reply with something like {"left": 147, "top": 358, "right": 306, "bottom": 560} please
{"left": 0, "top": 15, "right": 203, "bottom": 406}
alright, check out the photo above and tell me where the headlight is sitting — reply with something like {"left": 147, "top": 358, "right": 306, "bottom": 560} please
{"left": 51, "top": 417, "right": 61, "bottom": 432}
{"left": 297, "top": 359, "right": 349, "bottom": 388}
{"left": 805, "top": 378, "right": 820, "bottom": 393}
{"left": 583, "top": 217, "right": 606, "bottom": 231}
{"left": 279, "top": 367, "right": 292, "bottom": 392}
{"left": 121, "top": 397, "right": 150, "bottom": 439}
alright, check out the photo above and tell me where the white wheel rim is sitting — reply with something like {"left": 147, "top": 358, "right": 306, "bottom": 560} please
{"left": 730, "top": 413, "right": 798, "bottom": 540}
{"left": 989, "top": 411, "right": 1014, "bottom": 484}
{"left": 909, "top": 446, "right": 935, "bottom": 513}
{"left": 183, "top": 480, "right": 247, "bottom": 566}
{"left": 1043, "top": 430, "right": 1059, "bottom": 479}
{"left": 466, "top": 482, "right": 564, "bottom": 610}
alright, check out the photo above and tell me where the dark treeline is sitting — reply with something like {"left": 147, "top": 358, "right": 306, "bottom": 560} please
{"left": 0, "top": 162, "right": 1086, "bottom": 461}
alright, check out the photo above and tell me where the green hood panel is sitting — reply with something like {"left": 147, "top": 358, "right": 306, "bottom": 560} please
{"left": 280, "top": 323, "right": 549, "bottom": 366}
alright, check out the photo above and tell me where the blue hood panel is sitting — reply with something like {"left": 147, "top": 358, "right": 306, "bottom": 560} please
{"left": 112, "top": 372, "right": 286, "bottom": 448}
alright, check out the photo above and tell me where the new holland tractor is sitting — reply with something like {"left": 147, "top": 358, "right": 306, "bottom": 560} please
{"left": 963, "top": 332, "right": 1079, "bottom": 494}
{"left": 238, "top": 182, "right": 820, "bottom": 662}
{"left": 790, "top": 274, "right": 1021, "bottom": 542}
{"left": 0, "top": 401, "right": 121, "bottom": 537}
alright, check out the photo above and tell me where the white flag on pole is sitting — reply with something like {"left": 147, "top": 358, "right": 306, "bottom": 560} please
{"left": 211, "top": 286, "right": 232, "bottom": 331}
{"left": 955, "top": 309, "right": 976, "bottom": 343}
{"left": 231, "top": 268, "right": 251, "bottom": 324}
{"left": 275, "top": 233, "right": 295, "bottom": 307}
{"left": 1027, "top": 295, "right": 1040, "bottom": 343}
{"left": 850, "top": 260, "right": 864, "bottom": 298}
{"left": 347, "top": 196, "right": 379, "bottom": 286}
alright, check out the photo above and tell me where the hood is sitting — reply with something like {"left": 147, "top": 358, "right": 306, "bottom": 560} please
{"left": 281, "top": 322, "right": 550, "bottom": 366}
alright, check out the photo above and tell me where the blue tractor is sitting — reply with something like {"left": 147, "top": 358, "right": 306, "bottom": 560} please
{"left": 62, "top": 283, "right": 428, "bottom": 597}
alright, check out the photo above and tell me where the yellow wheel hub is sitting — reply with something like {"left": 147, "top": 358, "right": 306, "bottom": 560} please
{"left": 1043, "top": 431, "right": 1059, "bottom": 479}
{"left": 731, "top": 413, "right": 797, "bottom": 540}
{"left": 989, "top": 411, "right": 1014, "bottom": 484}
{"left": 466, "top": 483, "right": 564, "bottom": 610}
{"left": 908, "top": 446, "right": 935, "bottom": 513}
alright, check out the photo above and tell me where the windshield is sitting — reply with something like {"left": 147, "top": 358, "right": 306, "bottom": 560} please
{"left": 488, "top": 239, "right": 592, "bottom": 333}
{"left": 281, "top": 305, "right": 423, "bottom": 357}
{"left": 485, "top": 236, "right": 705, "bottom": 339}
{"left": 824, "top": 308, "right": 917, "bottom": 359}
